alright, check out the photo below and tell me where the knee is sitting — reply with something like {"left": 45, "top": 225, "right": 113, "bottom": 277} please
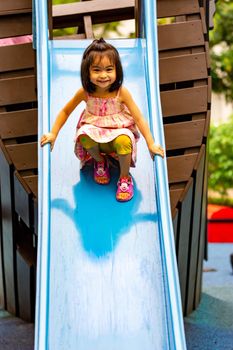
{"left": 114, "top": 135, "right": 132, "bottom": 155}
{"left": 79, "top": 135, "right": 97, "bottom": 149}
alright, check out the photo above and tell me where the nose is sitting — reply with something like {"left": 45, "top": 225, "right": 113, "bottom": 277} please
{"left": 100, "top": 70, "right": 107, "bottom": 78}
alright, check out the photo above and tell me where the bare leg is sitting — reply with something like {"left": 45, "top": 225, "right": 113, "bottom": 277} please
{"left": 87, "top": 145, "right": 104, "bottom": 162}
{"left": 118, "top": 153, "right": 131, "bottom": 178}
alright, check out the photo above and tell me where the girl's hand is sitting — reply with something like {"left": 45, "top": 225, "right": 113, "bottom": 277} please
{"left": 148, "top": 143, "right": 164, "bottom": 159}
{"left": 40, "top": 132, "right": 56, "bottom": 151}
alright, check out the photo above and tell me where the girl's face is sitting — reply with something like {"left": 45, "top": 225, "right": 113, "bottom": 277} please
{"left": 89, "top": 55, "right": 116, "bottom": 92}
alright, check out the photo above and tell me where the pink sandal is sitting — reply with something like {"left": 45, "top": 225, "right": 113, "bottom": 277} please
{"left": 116, "top": 176, "right": 134, "bottom": 202}
{"left": 94, "top": 159, "right": 110, "bottom": 185}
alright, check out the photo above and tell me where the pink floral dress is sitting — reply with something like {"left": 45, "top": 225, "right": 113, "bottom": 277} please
{"left": 74, "top": 91, "right": 140, "bottom": 167}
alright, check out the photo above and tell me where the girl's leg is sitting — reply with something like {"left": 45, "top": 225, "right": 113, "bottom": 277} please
{"left": 113, "top": 135, "right": 134, "bottom": 201}
{"left": 86, "top": 145, "right": 104, "bottom": 162}
{"left": 118, "top": 154, "right": 131, "bottom": 178}
{"left": 113, "top": 135, "right": 132, "bottom": 178}
{"left": 79, "top": 135, "right": 110, "bottom": 184}
{"left": 79, "top": 135, "right": 103, "bottom": 162}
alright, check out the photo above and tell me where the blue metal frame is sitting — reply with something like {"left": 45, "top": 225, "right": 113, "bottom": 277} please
{"left": 34, "top": 0, "right": 186, "bottom": 349}
{"left": 143, "top": 1, "right": 186, "bottom": 349}
{"left": 34, "top": 1, "right": 51, "bottom": 349}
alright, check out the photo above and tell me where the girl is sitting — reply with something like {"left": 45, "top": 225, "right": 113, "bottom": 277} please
{"left": 40, "top": 38, "right": 164, "bottom": 202}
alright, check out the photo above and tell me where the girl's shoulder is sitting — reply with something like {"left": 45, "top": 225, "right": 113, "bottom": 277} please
{"left": 78, "top": 87, "right": 88, "bottom": 101}
{"left": 117, "top": 86, "right": 132, "bottom": 102}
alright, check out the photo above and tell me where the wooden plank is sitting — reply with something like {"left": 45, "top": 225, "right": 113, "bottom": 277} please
{"left": 84, "top": 16, "right": 94, "bottom": 39}
{"left": 14, "top": 171, "right": 33, "bottom": 228}
{"left": 0, "top": 44, "right": 34, "bottom": 73}
{"left": 16, "top": 221, "right": 36, "bottom": 322}
{"left": 172, "top": 208, "right": 179, "bottom": 245}
{"left": 204, "top": 110, "right": 210, "bottom": 138}
{"left": 169, "top": 187, "right": 184, "bottom": 212}
{"left": 158, "top": 20, "right": 204, "bottom": 51}
{"left": 0, "top": 141, "right": 18, "bottom": 315}
{"left": 6, "top": 143, "right": 37, "bottom": 171}
{"left": 194, "top": 152, "right": 208, "bottom": 308}
{"left": 0, "top": 109, "right": 37, "bottom": 139}
{"left": 176, "top": 179, "right": 193, "bottom": 313}
{"left": 33, "top": 198, "right": 38, "bottom": 236}
{"left": 0, "top": 1, "right": 32, "bottom": 14}
{"left": 167, "top": 153, "right": 198, "bottom": 184}
{"left": 157, "top": 0, "right": 199, "bottom": 18}
{"left": 0, "top": 14, "right": 32, "bottom": 38}
{"left": 0, "top": 76, "right": 37, "bottom": 106}
{"left": 24, "top": 175, "right": 38, "bottom": 198}
{"left": 161, "top": 86, "right": 208, "bottom": 117}
{"left": 17, "top": 248, "right": 35, "bottom": 322}
{"left": 160, "top": 53, "right": 208, "bottom": 84}
{"left": 53, "top": 0, "right": 135, "bottom": 28}
{"left": 164, "top": 119, "right": 205, "bottom": 150}
{"left": 0, "top": 198, "right": 6, "bottom": 308}
{"left": 185, "top": 145, "right": 205, "bottom": 315}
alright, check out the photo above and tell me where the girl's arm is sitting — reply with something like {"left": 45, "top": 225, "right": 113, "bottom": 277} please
{"left": 120, "top": 87, "right": 164, "bottom": 158}
{"left": 40, "top": 87, "right": 86, "bottom": 150}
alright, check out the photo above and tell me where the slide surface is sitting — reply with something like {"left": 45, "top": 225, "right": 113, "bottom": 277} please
{"left": 35, "top": 2, "right": 186, "bottom": 350}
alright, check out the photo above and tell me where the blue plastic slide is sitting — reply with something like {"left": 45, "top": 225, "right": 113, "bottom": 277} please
{"left": 34, "top": 1, "right": 186, "bottom": 349}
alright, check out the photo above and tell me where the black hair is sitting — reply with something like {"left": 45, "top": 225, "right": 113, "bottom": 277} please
{"left": 81, "top": 38, "right": 123, "bottom": 93}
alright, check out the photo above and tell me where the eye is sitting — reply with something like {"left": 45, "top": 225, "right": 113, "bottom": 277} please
{"left": 92, "top": 68, "right": 100, "bottom": 72}
{"left": 106, "top": 68, "right": 113, "bottom": 72}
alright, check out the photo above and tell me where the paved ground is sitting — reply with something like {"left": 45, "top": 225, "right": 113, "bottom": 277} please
{"left": 0, "top": 243, "right": 232, "bottom": 349}
{"left": 0, "top": 309, "right": 34, "bottom": 350}
{"left": 185, "top": 243, "right": 233, "bottom": 350}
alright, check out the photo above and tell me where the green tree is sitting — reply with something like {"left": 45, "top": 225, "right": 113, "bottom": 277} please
{"left": 208, "top": 115, "right": 233, "bottom": 196}
{"left": 210, "top": 0, "right": 233, "bottom": 102}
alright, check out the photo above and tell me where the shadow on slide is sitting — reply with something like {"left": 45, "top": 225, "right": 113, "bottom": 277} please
{"left": 51, "top": 165, "right": 158, "bottom": 258}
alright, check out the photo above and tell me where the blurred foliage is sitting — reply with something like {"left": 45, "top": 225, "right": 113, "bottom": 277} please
{"left": 210, "top": 0, "right": 233, "bottom": 102}
{"left": 208, "top": 196, "right": 233, "bottom": 207}
{"left": 157, "top": 17, "right": 175, "bottom": 25}
{"left": 208, "top": 115, "right": 233, "bottom": 196}
{"left": 53, "top": 0, "right": 79, "bottom": 4}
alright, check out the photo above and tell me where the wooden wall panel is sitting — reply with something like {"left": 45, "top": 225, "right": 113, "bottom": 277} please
{"left": 194, "top": 152, "right": 208, "bottom": 308}
{"left": 0, "top": 76, "right": 36, "bottom": 106}
{"left": 17, "top": 248, "right": 35, "bottom": 322}
{"left": 177, "top": 179, "right": 193, "bottom": 313}
{"left": 14, "top": 171, "right": 33, "bottom": 229}
{"left": 0, "top": 44, "right": 34, "bottom": 73}
{"left": 23, "top": 175, "right": 38, "bottom": 198}
{"left": 0, "top": 142, "right": 18, "bottom": 315}
{"left": 164, "top": 120, "right": 205, "bottom": 150}
{"left": 167, "top": 153, "right": 198, "bottom": 183}
{"left": 172, "top": 208, "right": 179, "bottom": 245}
{"left": 0, "top": 109, "right": 37, "bottom": 139}
{"left": 6, "top": 143, "right": 37, "bottom": 171}
{"left": 0, "top": 1, "right": 32, "bottom": 13}
{"left": 170, "top": 187, "right": 184, "bottom": 213}
{"left": 158, "top": 20, "right": 204, "bottom": 51}
{"left": 161, "top": 86, "right": 208, "bottom": 117}
{"left": 0, "top": 14, "right": 32, "bottom": 38}
{"left": 0, "top": 201, "right": 6, "bottom": 308}
{"left": 185, "top": 146, "right": 205, "bottom": 315}
{"left": 160, "top": 53, "right": 208, "bottom": 84}
{"left": 157, "top": 0, "right": 199, "bottom": 17}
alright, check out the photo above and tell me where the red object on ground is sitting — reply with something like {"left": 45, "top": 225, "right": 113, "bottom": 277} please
{"left": 208, "top": 204, "right": 233, "bottom": 242}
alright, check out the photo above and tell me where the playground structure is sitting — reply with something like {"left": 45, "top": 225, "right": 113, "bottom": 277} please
{"left": 0, "top": 0, "right": 212, "bottom": 330}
